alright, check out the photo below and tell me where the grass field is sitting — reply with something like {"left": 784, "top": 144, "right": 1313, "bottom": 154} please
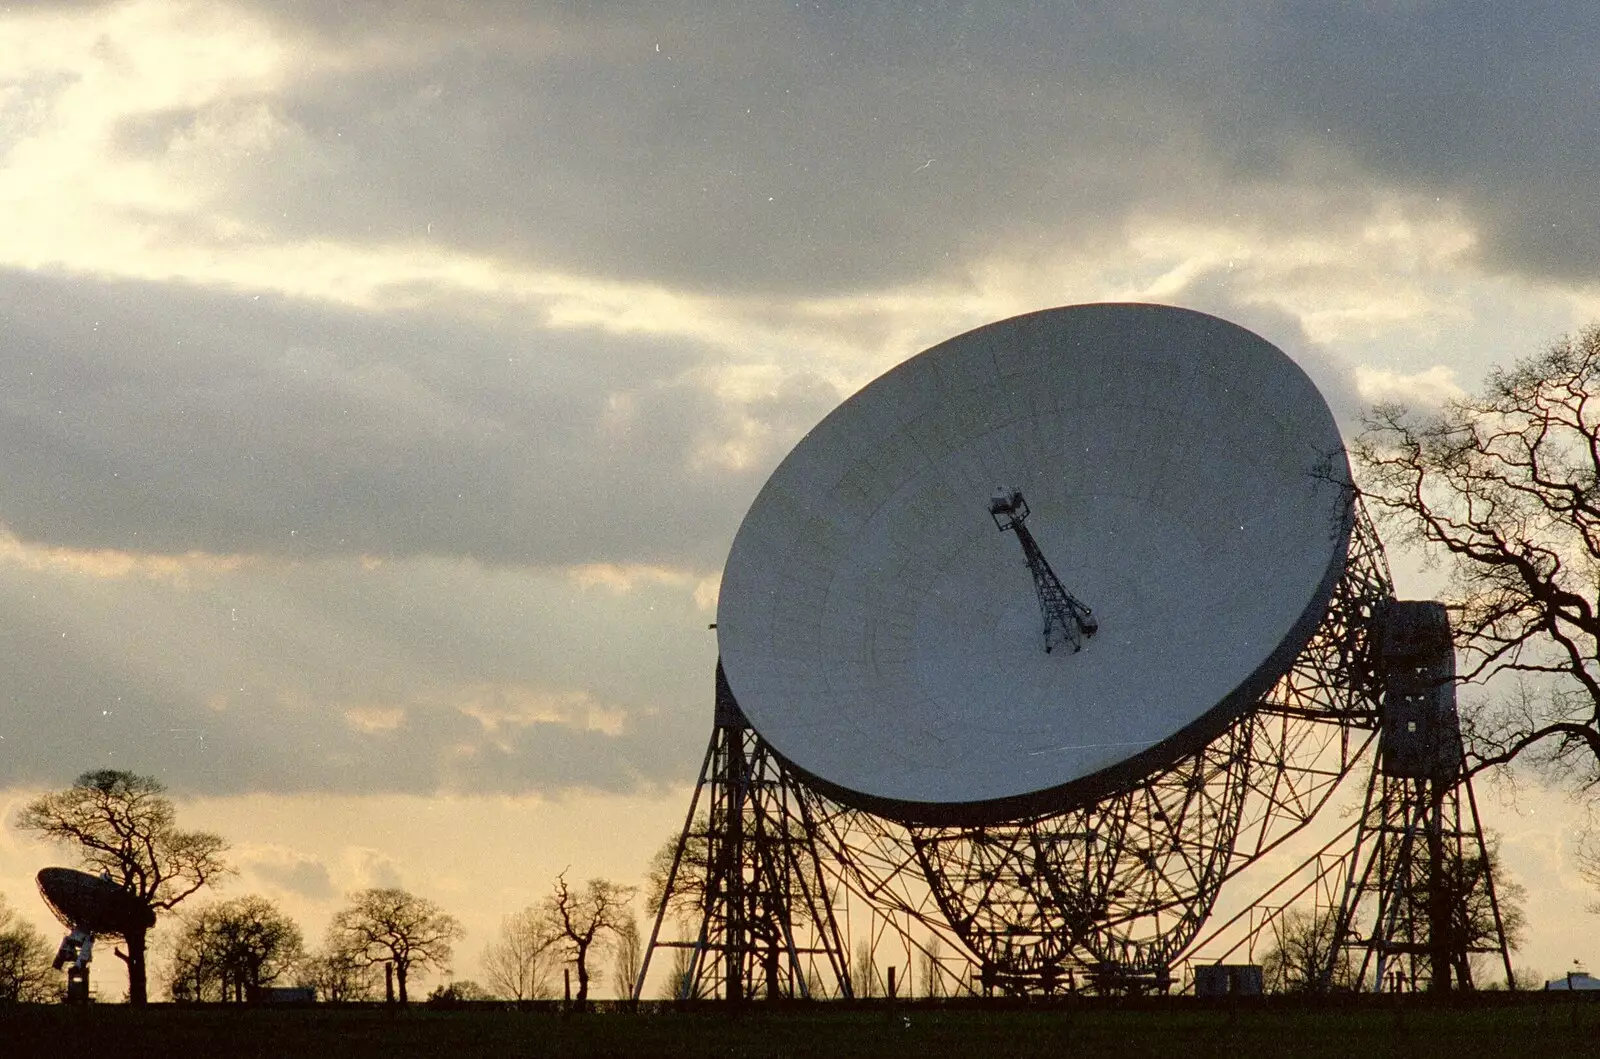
{"left": 3, "top": 998, "right": 1598, "bottom": 1059}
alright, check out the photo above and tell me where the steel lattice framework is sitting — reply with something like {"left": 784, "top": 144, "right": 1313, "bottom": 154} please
{"left": 1325, "top": 766, "right": 1514, "bottom": 992}
{"left": 1321, "top": 599, "right": 1516, "bottom": 992}
{"left": 635, "top": 665, "right": 854, "bottom": 1001}
{"left": 794, "top": 507, "right": 1394, "bottom": 993}
{"left": 989, "top": 488, "right": 1098, "bottom": 654}
{"left": 640, "top": 508, "right": 1439, "bottom": 998}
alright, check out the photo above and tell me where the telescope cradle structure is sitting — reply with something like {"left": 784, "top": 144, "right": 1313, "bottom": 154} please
{"left": 636, "top": 305, "right": 1514, "bottom": 999}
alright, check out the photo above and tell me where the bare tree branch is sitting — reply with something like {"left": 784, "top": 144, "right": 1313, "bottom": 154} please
{"left": 538, "top": 871, "right": 636, "bottom": 1011}
{"left": 1354, "top": 324, "right": 1600, "bottom": 795}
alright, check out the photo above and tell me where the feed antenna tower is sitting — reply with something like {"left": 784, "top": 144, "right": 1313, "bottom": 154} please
{"left": 635, "top": 304, "right": 1514, "bottom": 999}
{"left": 989, "top": 488, "right": 1097, "bottom": 654}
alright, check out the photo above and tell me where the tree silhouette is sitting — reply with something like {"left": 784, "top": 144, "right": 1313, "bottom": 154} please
{"left": 16, "top": 770, "right": 230, "bottom": 1004}
{"left": 328, "top": 888, "right": 463, "bottom": 1005}
{"left": 0, "top": 895, "right": 55, "bottom": 1002}
{"left": 297, "top": 945, "right": 377, "bottom": 1002}
{"left": 1262, "top": 838, "right": 1526, "bottom": 992}
{"left": 481, "top": 906, "right": 558, "bottom": 1001}
{"left": 1438, "top": 839, "right": 1527, "bottom": 987}
{"left": 645, "top": 824, "right": 708, "bottom": 922}
{"left": 539, "top": 872, "right": 635, "bottom": 1011}
{"left": 646, "top": 818, "right": 826, "bottom": 926}
{"left": 167, "top": 895, "right": 304, "bottom": 1002}
{"left": 657, "top": 935, "right": 696, "bottom": 1001}
{"left": 1260, "top": 907, "right": 1357, "bottom": 993}
{"left": 426, "top": 978, "right": 491, "bottom": 1003}
{"left": 1354, "top": 325, "right": 1600, "bottom": 785}
{"left": 918, "top": 934, "right": 944, "bottom": 998}
{"left": 851, "top": 939, "right": 881, "bottom": 998}
{"left": 1582, "top": 840, "right": 1600, "bottom": 915}
{"left": 609, "top": 912, "right": 642, "bottom": 1002}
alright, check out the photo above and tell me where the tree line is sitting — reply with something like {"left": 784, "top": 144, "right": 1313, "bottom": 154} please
{"left": 2, "top": 768, "right": 645, "bottom": 1005}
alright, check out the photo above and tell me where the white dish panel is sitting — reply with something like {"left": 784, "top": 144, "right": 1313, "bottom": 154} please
{"left": 718, "top": 304, "right": 1351, "bottom": 822}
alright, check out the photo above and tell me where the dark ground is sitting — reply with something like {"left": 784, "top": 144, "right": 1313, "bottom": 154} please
{"left": 3, "top": 996, "right": 1598, "bottom": 1059}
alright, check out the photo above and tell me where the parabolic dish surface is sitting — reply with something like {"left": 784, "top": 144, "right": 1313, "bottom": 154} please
{"left": 36, "top": 867, "right": 156, "bottom": 936}
{"left": 717, "top": 303, "right": 1352, "bottom": 824}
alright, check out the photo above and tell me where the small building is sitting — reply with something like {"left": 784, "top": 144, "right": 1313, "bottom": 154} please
{"left": 1194, "top": 964, "right": 1264, "bottom": 997}
{"left": 1544, "top": 972, "right": 1600, "bottom": 991}
{"left": 257, "top": 986, "right": 317, "bottom": 1004}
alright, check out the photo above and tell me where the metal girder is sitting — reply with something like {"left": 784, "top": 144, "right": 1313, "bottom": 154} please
{"left": 989, "top": 488, "right": 1098, "bottom": 654}
{"left": 788, "top": 505, "right": 1396, "bottom": 994}
{"left": 642, "top": 504, "right": 1508, "bottom": 998}
{"left": 1321, "top": 600, "right": 1516, "bottom": 992}
{"left": 633, "top": 665, "right": 852, "bottom": 1002}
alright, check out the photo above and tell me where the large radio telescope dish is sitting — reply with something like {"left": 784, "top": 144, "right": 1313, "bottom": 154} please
{"left": 717, "top": 304, "right": 1352, "bottom": 824}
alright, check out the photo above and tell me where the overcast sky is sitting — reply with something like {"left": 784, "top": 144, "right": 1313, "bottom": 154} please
{"left": 3, "top": 0, "right": 1600, "bottom": 994}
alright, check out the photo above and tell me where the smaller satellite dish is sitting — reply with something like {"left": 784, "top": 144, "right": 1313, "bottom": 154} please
{"left": 36, "top": 868, "right": 156, "bottom": 937}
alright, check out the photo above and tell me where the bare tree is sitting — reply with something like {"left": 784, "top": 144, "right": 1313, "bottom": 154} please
{"left": 0, "top": 895, "right": 55, "bottom": 1002}
{"left": 918, "top": 934, "right": 943, "bottom": 998}
{"left": 1260, "top": 907, "right": 1356, "bottom": 993}
{"left": 539, "top": 872, "right": 636, "bottom": 1011}
{"left": 646, "top": 821, "right": 826, "bottom": 926}
{"left": 167, "top": 895, "right": 304, "bottom": 1002}
{"left": 1447, "top": 837, "right": 1528, "bottom": 985}
{"left": 646, "top": 827, "right": 709, "bottom": 924}
{"left": 1581, "top": 837, "right": 1600, "bottom": 916}
{"left": 15, "top": 770, "right": 230, "bottom": 1004}
{"left": 297, "top": 945, "right": 377, "bottom": 1002}
{"left": 852, "top": 939, "right": 880, "bottom": 998}
{"left": 610, "top": 912, "right": 642, "bottom": 1001}
{"left": 1353, "top": 325, "right": 1600, "bottom": 785}
{"left": 426, "top": 978, "right": 491, "bottom": 1002}
{"left": 328, "top": 888, "right": 463, "bottom": 1005}
{"left": 1262, "top": 834, "right": 1528, "bottom": 993}
{"left": 481, "top": 906, "right": 557, "bottom": 1001}
{"left": 1514, "top": 965, "right": 1549, "bottom": 991}
{"left": 658, "top": 936, "right": 697, "bottom": 1000}
{"left": 165, "top": 912, "right": 223, "bottom": 1003}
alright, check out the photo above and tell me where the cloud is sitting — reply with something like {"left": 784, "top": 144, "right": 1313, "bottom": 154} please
{"left": 0, "top": 268, "right": 837, "bottom": 568}
{"left": 1354, "top": 365, "right": 1467, "bottom": 407}
{"left": 1, "top": 0, "right": 1595, "bottom": 811}
{"left": 12, "top": 0, "right": 1575, "bottom": 306}
{"left": 5, "top": 1, "right": 1599, "bottom": 329}
{"left": 0, "top": 531, "right": 250, "bottom": 582}
{"left": 343, "top": 706, "right": 406, "bottom": 734}
{"left": 242, "top": 845, "right": 336, "bottom": 900}
{"left": 1245, "top": 2, "right": 1600, "bottom": 286}
{"left": 345, "top": 848, "right": 403, "bottom": 892}
{"left": 1145, "top": 266, "right": 1368, "bottom": 435}
{"left": 0, "top": 540, "right": 716, "bottom": 797}
{"left": 454, "top": 686, "right": 627, "bottom": 741}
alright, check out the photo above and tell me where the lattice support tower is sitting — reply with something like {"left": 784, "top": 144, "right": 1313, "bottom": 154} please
{"left": 648, "top": 502, "right": 1496, "bottom": 998}
{"left": 1321, "top": 601, "right": 1516, "bottom": 992}
{"left": 643, "top": 504, "right": 1404, "bottom": 997}
{"left": 634, "top": 664, "right": 853, "bottom": 1002}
